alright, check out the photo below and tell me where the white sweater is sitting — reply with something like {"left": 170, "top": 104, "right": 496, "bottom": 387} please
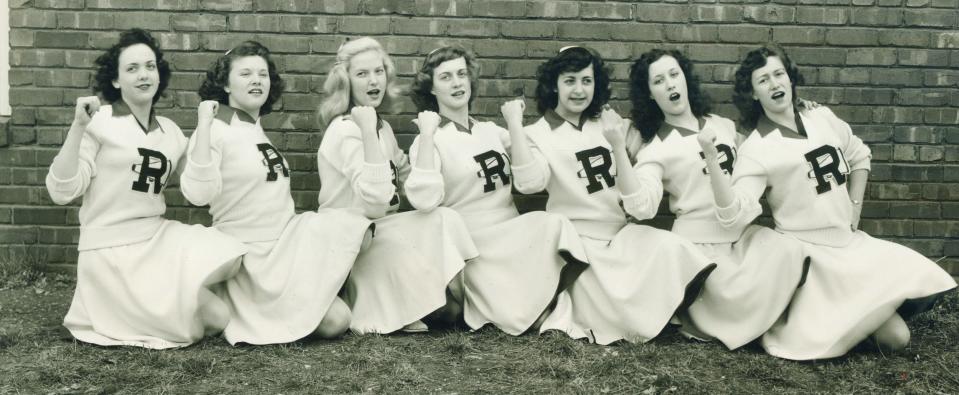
{"left": 405, "top": 116, "right": 518, "bottom": 226}
{"left": 632, "top": 115, "right": 744, "bottom": 243}
{"left": 317, "top": 114, "right": 411, "bottom": 219}
{"left": 513, "top": 110, "right": 643, "bottom": 237}
{"left": 717, "top": 107, "right": 872, "bottom": 247}
{"left": 45, "top": 102, "right": 184, "bottom": 250}
{"left": 180, "top": 106, "right": 295, "bottom": 242}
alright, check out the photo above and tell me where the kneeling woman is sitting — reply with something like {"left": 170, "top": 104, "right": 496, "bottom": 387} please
{"left": 46, "top": 29, "right": 246, "bottom": 349}
{"left": 512, "top": 46, "right": 716, "bottom": 345}
{"left": 627, "top": 49, "right": 809, "bottom": 350}
{"left": 317, "top": 37, "right": 478, "bottom": 334}
{"left": 182, "top": 41, "right": 371, "bottom": 345}
{"left": 722, "top": 44, "right": 956, "bottom": 359}
{"left": 404, "top": 46, "right": 589, "bottom": 335}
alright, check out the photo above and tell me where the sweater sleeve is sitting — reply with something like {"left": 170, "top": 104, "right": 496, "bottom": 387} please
{"left": 180, "top": 124, "right": 225, "bottom": 206}
{"left": 322, "top": 118, "right": 395, "bottom": 216}
{"left": 512, "top": 125, "right": 552, "bottom": 194}
{"left": 716, "top": 154, "right": 766, "bottom": 229}
{"left": 822, "top": 107, "right": 871, "bottom": 172}
{"left": 404, "top": 135, "right": 445, "bottom": 212}
{"left": 622, "top": 152, "right": 665, "bottom": 221}
{"left": 45, "top": 130, "right": 100, "bottom": 205}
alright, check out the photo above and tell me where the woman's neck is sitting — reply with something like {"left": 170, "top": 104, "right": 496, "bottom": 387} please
{"left": 554, "top": 106, "right": 581, "bottom": 126}
{"left": 439, "top": 105, "right": 469, "bottom": 127}
{"left": 122, "top": 97, "right": 152, "bottom": 128}
{"left": 663, "top": 110, "right": 699, "bottom": 131}
{"left": 765, "top": 106, "right": 796, "bottom": 131}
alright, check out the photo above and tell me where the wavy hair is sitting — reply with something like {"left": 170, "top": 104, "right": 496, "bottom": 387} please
{"left": 318, "top": 37, "right": 402, "bottom": 128}
{"left": 629, "top": 49, "right": 712, "bottom": 143}
{"left": 733, "top": 44, "right": 804, "bottom": 131}
{"left": 93, "top": 28, "right": 170, "bottom": 104}
{"left": 534, "top": 46, "right": 611, "bottom": 120}
{"left": 409, "top": 46, "right": 479, "bottom": 113}
{"left": 197, "top": 41, "right": 285, "bottom": 116}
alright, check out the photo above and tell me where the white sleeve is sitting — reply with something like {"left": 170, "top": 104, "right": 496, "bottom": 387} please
{"left": 320, "top": 119, "right": 395, "bottom": 217}
{"left": 622, "top": 158, "right": 665, "bottom": 221}
{"left": 180, "top": 127, "right": 224, "bottom": 206}
{"left": 823, "top": 108, "right": 871, "bottom": 172}
{"left": 45, "top": 131, "right": 99, "bottom": 205}
{"left": 404, "top": 135, "right": 445, "bottom": 212}
{"left": 716, "top": 154, "right": 766, "bottom": 229}
{"left": 511, "top": 126, "right": 552, "bottom": 194}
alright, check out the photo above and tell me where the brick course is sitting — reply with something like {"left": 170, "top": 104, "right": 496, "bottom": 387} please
{"left": 4, "top": 1, "right": 958, "bottom": 275}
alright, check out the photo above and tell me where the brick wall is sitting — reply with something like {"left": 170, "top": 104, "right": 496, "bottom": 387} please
{"left": 2, "top": 0, "right": 957, "bottom": 274}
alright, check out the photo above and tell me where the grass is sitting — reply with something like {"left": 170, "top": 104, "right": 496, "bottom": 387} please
{"left": 1, "top": 262, "right": 957, "bottom": 394}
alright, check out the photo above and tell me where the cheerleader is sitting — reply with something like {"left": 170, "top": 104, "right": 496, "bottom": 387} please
{"left": 316, "top": 37, "right": 478, "bottom": 334}
{"left": 626, "top": 49, "right": 809, "bottom": 350}
{"left": 404, "top": 46, "right": 589, "bottom": 335}
{"left": 181, "top": 41, "right": 372, "bottom": 345}
{"left": 45, "top": 29, "right": 246, "bottom": 349}
{"left": 721, "top": 44, "right": 956, "bottom": 359}
{"left": 511, "top": 46, "right": 716, "bottom": 345}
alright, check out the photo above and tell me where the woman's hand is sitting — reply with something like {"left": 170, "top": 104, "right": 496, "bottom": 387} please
{"left": 600, "top": 107, "right": 627, "bottom": 149}
{"left": 413, "top": 111, "right": 441, "bottom": 138}
{"left": 696, "top": 126, "right": 719, "bottom": 159}
{"left": 73, "top": 96, "right": 101, "bottom": 128}
{"left": 197, "top": 100, "right": 220, "bottom": 129}
{"left": 500, "top": 99, "right": 526, "bottom": 131}
{"left": 351, "top": 105, "right": 379, "bottom": 134}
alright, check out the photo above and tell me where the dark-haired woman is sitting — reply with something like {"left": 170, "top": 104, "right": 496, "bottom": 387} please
{"left": 626, "top": 49, "right": 808, "bottom": 350}
{"left": 45, "top": 29, "right": 246, "bottom": 349}
{"left": 720, "top": 44, "right": 956, "bottom": 359}
{"left": 181, "top": 41, "right": 371, "bottom": 345}
{"left": 404, "top": 46, "right": 588, "bottom": 335}
{"left": 316, "top": 37, "right": 478, "bottom": 335}
{"left": 510, "top": 46, "right": 716, "bottom": 345}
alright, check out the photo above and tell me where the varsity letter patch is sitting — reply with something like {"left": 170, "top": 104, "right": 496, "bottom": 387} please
{"left": 575, "top": 146, "right": 616, "bottom": 193}
{"left": 700, "top": 144, "right": 736, "bottom": 175}
{"left": 389, "top": 161, "right": 400, "bottom": 206}
{"left": 257, "top": 143, "right": 290, "bottom": 181}
{"left": 473, "top": 150, "right": 512, "bottom": 193}
{"left": 130, "top": 148, "right": 171, "bottom": 194}
{"left": 804, "top": 145, "right": 850, "bottom": 194}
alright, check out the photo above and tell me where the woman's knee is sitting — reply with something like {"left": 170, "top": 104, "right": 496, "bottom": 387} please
{"left": 315, "top": 298, "right": 352, "bottom": 339}
{"left": 874, "top": 313, "right": 910, "bottom": 351}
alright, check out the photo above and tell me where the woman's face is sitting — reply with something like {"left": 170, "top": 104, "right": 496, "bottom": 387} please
{"left": 348, "top": 50, "right": 388, "bottom": 108}
{"left": 113, "top": 43, "right": 159, "bottom": 107}
{"left": 226, "top": 55, "right": 271, "bottom": 117}
{"left": 750, "top": 56, "right": 793, "bottom": 116}
{"left": 647, "top": 55, "right": 690, "bottom": 118}
{"left": 554, "top": 65, "right": 595, "bottom": 118}
{"left": 430, "top": 57, "right": 471, "bottom": 114}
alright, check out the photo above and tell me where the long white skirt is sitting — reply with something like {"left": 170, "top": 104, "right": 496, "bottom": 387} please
{"left": 685, "top": 225, "right": 808, "bottom": 350}
{"left": 64, "top": 220, "right": 246, "bottom": 349}
{"left": 461, "top": 209, "right": 589, "bottom": 335}
{"left": 762, "top": 230, "right": 957, "bottom": 360}
{"left": 541, "top": 222, "right": 716, "bottom": 345}
{"left": 344, "top": 207, "right": 478, "bottom": 335}
{"left": 222, "top": 209, "right": 371, "bottom": 345}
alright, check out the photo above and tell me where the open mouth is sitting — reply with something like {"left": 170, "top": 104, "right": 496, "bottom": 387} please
{"left": 669, "top": 92, "right": 681, "bottom": 102}
{"left": 771, "top": 91, "right": 786, "bottom": 100}
{"left": 569, "top": 97, "right": 587, "bottom": 104}
{"left": 136, "top": 83, "right": 152, "bottom": 90}
{"left": 367, "top": 89, "right": 381, "bottom": 97}
{"left": 249, "top": 88, "right": 263, "bottom": 95}
{"left": 451, "top": 90, "right": 466, "bottom": 98}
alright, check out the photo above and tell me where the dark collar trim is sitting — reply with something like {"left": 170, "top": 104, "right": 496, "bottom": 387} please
{"left": 656, "top": 116, "right": 706, "bottom": 141}
{"left": 215, "top": 105, "right": 258, "bottom": 125}
{"left": 439, "top": 114, "right": 473, "bottom": 134}
{"left": 112, "top": 99, "right": 162, "bottom": 133}
{"left": 755, "top": 109, "right": 807, "bottom": 140}
{"left": 544, "top": 109, "right": 588, "bottom": 131}
{"left": 340, "top": 111, "right": 386, "bottom": 135}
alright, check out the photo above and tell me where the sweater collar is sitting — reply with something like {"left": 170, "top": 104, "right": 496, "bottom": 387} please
{"left": 215, "top": 105, "right": 258, "bottom": 125}
{"left": 439, "top": 113, "right": 474, "bottom": 134}
{"left": 544, "top": 109, "right": 588, "bottom": 131}
{"left": 656, "top": 116, "right": 706, "bottom": 141}
{"left": 756, "top": 108, "right": 807, "bottom": 139}
{"left": 112, "top": 99, "right": 162, "bottom": 133}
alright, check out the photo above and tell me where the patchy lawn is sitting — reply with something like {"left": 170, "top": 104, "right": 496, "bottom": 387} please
{"left": 1, "top": 267, "right": 957, "bottom": 394}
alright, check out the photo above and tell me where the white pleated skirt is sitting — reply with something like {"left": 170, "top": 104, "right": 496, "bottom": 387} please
{"left": 762, "top": 230, "right": 957, "bottom": 360}
{"left": 541, "top": 221, "right": 716, "bottom": 345}
{"left": 344, "top": 207, "right": 478, "bottom": 335}
{"left": 460, "top": 209, "right": 589, "bottom": 335}
{"left": 64, "top": 220, "right": 246, "bottom": 349}
{"left": 685, "top": 225, "right": 809, "bottom": 350}
{"left": 221, "top": 209, "right": 371, "bottom": 345}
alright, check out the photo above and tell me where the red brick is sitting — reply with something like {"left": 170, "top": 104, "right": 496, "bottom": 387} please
{"left": 172, "top": 14, "right": 227, "bottom": 31}
{"left": 473, "top": 39, "right": 526, "bottom": 58}
{"left": 310, "top": 0, "right": 361, "bottom": 13}
{"left": 796, "top": 7, "right": 849, "bottom": 24}
{"left": 339, "top": 16, "right": 391, "bottom": 34}
{"left": 34, "top": 31, "right": 89, "bottom": 49}
{"left": 826, "top": 28, "right": 879, "bottom": 46}
{"left": 158, "top": 33, "right": 201, "bottom": 50}
{"left": 9, "top": 88, "right": 64, "bottom": 106}
{"left": 365, "top": 0, "right": 415, "bottom": 15}
{"left": 393, "top": 17, "right": 448, "bottom": 35}
{"left": 913, "top": 221, "right": 959, "bottom": 237}
{"left": 10, "top": 30, "right": 35, "bottom": 47}
{"left": 919, "top": 146, "right": 945, "bottom": 162}
{"left": 872, "top": 183, "right": 922, "bottom": 199}
{"left": 718, "top": 26, "right": 770, "bottom": 43}
{"left": 414, "top": 0, "right": 470, "bottom": 16}
{"left": 870, "top": 68, "right": 923, "bottom": 86}
{"left": 665, "top": 25, "right": 719, "bottom": 42}
{"left": 57, "top": 12, "right": 115, "bottom": 30}
{"left": 501, "top": 21, "right": 555, "bottom": 38}
{"left": 471, "top": 0, "right": 527, "bottom": 17}
{"left": 200, "top": 0, "right": 253, "bottom": 11}
{"left": 850, "top": 8, "right": 902, "bottom": 25}
{"left": 35, "top": 0, "right": 87, "bottom": 8}
{"left": 924, "top": 70, "right": 959, "bottom": 87}
{"left": 156, "top": 0, "right": 199, "bottom": 9}
{"left": 744, "top": 5, "right": 796, "bottom": 23}
{"left": 10, "top": 9, "right": 58, "bottom": 28}
{"left": 692, "top": 5, "right": 744, "bottom": 22}
{"left": 923, "top": 184, "right": 959, "bottom": 200}
{"left": 10, "top": 49, "right": 66, "bottom": 67}
{"left": 860, "top": 219, "right": 912, "bottom": 236}
{"left": 789, "top": 47, "right": 847, "bottom": 65}
{"left": 935, "top": 32, "right": 959, "bottom": 49}
{"left": 635, "top": 4, "right": 690, "bottom": 22}
{"left": 114, "top": 12, "right": 173, "bottom": 30}
{"left": 893, "top": 144, "right": 916, "bottom": 161}
{"left": 528, "top": 1, "right": 580, "bottom": 19}
{"left": 0, "top": 225, "right": 38, "bottom": 243}
{"left": 580, "top": 2, "right": 632, "bottom": 20}
{"left": 444, "top": 19, "right": 499, "bottom": 37}
{"left": 904, "top": 10, "right": 957, "bottom": 27}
